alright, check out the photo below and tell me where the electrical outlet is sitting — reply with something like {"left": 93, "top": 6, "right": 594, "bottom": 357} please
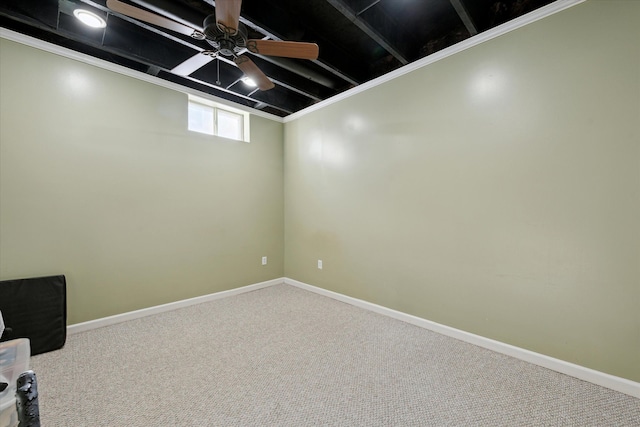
{"left": 317, "top": 260, "right": 323, "bottom": 269}
{"left": 262, "top": 256, "right": 267, "bottom": 265}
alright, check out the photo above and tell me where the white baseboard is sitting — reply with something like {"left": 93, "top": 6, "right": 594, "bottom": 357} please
{"left": 284, "top": 278, "right": 640, "bottom": 399}
{"left": 67, "top": 277, "right": 285, "bottom": 335}
{"left": 66, "top": 276, "right": 638, "bottom": 398}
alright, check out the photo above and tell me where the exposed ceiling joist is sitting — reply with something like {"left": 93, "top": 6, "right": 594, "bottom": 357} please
{"left": 178, "top": 71, "right": 294, "bottom": 114}
{"left": 324, "top": 0, "right": 408, "bottom": 66}
{"left": 449, "top": 0, "right": 478, "bottom": 36}
{"left": 356, "top": 0, "right": 381, "bottom": 16}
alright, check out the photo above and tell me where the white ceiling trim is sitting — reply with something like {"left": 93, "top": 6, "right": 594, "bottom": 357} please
{"left": 284, "top": 0, "right": 586, "bottom": 122}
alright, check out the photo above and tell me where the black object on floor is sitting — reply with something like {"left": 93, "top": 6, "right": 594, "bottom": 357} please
{"left": 0, "top": 275, "right": 67, "bottom": 355}
{"left": 16, "top": 370, "right": 40, "bottom": 427}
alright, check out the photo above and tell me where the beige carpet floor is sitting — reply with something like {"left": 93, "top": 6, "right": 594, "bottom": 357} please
{"left": 30, "top": 284, "right": 640, "bottom": 426}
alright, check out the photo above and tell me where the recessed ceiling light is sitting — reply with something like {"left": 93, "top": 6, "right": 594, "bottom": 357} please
{"left": 73, "top": 9, "right": 107, "bottom": 29}
{"left": 241, "top": 77, "right": 257, "bottom": 88}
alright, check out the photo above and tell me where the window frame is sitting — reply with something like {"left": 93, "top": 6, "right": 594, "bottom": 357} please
{"left": 187, "top": 94, "right": 250, "bottom": 142}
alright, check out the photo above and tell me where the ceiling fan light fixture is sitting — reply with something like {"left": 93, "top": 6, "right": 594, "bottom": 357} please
{"left": 241, "top": 77, "right": 257, "bottom": 88}
{"left": 73, "top": 9, "right": 107, "bottom": 28}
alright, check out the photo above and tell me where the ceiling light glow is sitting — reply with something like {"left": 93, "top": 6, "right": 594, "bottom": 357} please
{"left": 73, "top": 9, "right": 107, "bottom": 28}
{"left": 241, "top": 77, "right": 257, "bottom": 88}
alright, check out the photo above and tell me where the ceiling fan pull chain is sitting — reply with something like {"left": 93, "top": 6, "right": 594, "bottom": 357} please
{"left": 216, "top": 58, "right": 221, "bottom": 86}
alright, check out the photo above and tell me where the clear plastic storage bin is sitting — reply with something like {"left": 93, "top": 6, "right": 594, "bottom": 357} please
{"left": 0, "top": 338, "right": 31, "bottom": 427}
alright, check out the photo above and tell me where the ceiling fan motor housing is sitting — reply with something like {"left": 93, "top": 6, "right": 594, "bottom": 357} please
{"left": 203, "top": 14, "right": 247, "bottom": 57}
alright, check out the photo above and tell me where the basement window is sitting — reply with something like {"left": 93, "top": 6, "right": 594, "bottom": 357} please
{"left": 187, "top": 95, "right": 250, "bottom": 142}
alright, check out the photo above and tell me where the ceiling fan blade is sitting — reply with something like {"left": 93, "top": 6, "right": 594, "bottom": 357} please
{"left": 215, "top": 0, "right": 242, "bottom": 34}
{"left": 106, "top": 0, "right": 197, "bottom": 38}
{"left": 234, "top": 55, "right": 275, "bottom": 91}
{"left": 246, "top": 40, "right": 319, "bottom": 60}
{"left": 171, "top": 53, "right": 215, "bottom": 76}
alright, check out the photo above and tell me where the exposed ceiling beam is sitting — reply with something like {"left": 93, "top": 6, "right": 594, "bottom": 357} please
{"left": 449, "top": 0, "right": 478, "bottom": 36}
{"left": 356, "top": 0, "right": 381, "bottom": 16}
{"left": 234, "top": 12, "right": 360, "bottom": 87}
{"left": 175, "top": 72, "right": 294, "bottom": 114}
{"left": 129, "top": 0, "right": 203, "bottom": 29}
{"left": 81, "top": 0, "right": 199, "bottom": 50}
{"left": 247, "top": 54, "right": 338, "bottom": 90}
{"left": 147, "top": 65, "right": 162, "bottom": 75}
{"left": 178, "top": 53, "right": 322, "bottom": 102}
{"left": 177, "top": 74, "right": 293, "bottom": 114}
{"left": 270, "top": 78, "right": 322, "bottom": 102}
{"left": 324, "top": 0, "right": 408, "bottom": 65}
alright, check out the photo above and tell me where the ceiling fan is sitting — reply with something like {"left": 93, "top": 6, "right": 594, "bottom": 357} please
{"left": 105, "top": 0, "right": 319, "bottom": 91}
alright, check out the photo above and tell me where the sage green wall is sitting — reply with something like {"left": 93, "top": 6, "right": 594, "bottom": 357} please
{"left": 0, "top": 39, "right": 284, "bottom": 324}
{"left": 284, "top": 0, "right": 640, "bottom": 381}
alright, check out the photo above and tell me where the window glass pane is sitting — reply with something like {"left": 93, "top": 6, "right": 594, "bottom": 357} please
{"left": 216, "top": 109, "right": 243, "bottom": 140}
{"left": 188, "top": 102, "right": 214, "bottom": 134}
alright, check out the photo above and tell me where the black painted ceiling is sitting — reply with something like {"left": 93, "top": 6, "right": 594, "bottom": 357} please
{"left": 1, "top": 0, "right": 556, "bottom": 117}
